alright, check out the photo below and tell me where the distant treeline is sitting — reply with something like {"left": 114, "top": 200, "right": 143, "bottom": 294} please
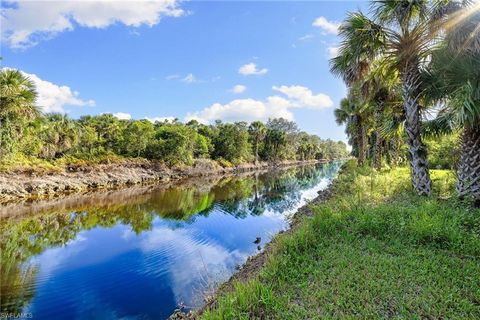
{"left": 0, "top": 70, "right": 348, "bottom": 167}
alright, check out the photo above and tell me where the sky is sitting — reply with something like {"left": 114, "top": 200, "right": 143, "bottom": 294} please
{"left": 1, "top": 0, "right": 368, "bottom": 143}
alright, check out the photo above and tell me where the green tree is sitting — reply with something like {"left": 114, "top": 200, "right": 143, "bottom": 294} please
{"left": 39, "top": 114, "right": 79, "bottom": 159}
{"left": 334, "top": 97, "right": 369, "bottom": 164}
{"left": 262, "top": 128, "right": 287, "bottom": 161}
{"left": 248, "top": 121, "right": 267, "bottom": 163}
{"left": 0, "top": 69, "right": 39, "bottom": 158}
{"left": 423, "top": 4, "right": 480, "bottom": 203}
{"left": 121, "top": 120, "right": 155, "bottom": 157}
{"left": 150, "top": 124, "right": 198, "bottom": 165}
{"left": 334, "top": 2, "right": 437, "bottom": 195}
{"left": 360, "top": 61, "right": 400, "bottom": 169}
{"left": 212, "top": 122, "right": 252, "bottom": 163}
{"left": 265, "top": 118, "right": 299, "bottom": 161}
{"left": 86, "top": 114, "right": 123, "bottom": 152}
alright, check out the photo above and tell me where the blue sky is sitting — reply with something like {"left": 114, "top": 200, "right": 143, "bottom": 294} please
{"left": 1, "top": 0, "right": 367, "bottom": 142}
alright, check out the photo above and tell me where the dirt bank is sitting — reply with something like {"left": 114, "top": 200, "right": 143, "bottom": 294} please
{"left": 0, "top": 166, "right": 293, "bottom": 219}
{"left": 0, "top": 159, "right": 323, "bottom": 204}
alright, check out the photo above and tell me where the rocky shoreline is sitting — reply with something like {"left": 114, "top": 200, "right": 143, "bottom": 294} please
{"left": 0, "top": 159, "right": 323, "bottom": 204}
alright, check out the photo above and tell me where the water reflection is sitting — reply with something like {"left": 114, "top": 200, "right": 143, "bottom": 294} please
{"left": 0, "top": 162, "right": 342, "bottom": 319}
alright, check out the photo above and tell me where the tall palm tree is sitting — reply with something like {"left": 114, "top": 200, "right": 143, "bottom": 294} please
{"left": 248, "top": 121, "right": 267, "bottom": 163}
{"left": 40, "top": 114, "right": 80, "bottom": 159}
{"left": 330, "top": 40, "right": 373, "bottom": 166}
{"left": 334, "top": 97, "right": 369, "bottom": 165}
{"left": 334, "top": 1, "right": 440, "bottom": 195}
{"left": 378, "top": 91, "right": 406, "bottom": 168}
{"left": 424, "top": 4, "right": 480, "bottom": 204}
{"left": 0, "top": 69, "right": 39, "bottom": 157}
{"left": 360, "top": 60, "right": 400, "bottom": 170}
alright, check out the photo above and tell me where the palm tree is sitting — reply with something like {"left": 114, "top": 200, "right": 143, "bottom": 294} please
{"left": 334, "top": 97, "right": 369, "bottom": 165}
{"left": 41, "top": 114, "right": 80, "bottom": 159}
{"left": 424, "top": 4, "right": 480, "bottom": 204}
{"left": 379, "top": 100, "right": 406, "bottom": 168}
{"left": 0, "top": 69, "right": 39, "bottom": 157}
{"left": 248, "top": 121, "right": 267, "bottom": 163}
{"left": 360, "top": 60, "right": 401, "bottom": 170}
{"left": 334, "top": 1, "right": 439, "bottom": 195}
{"left": 330, "top": 21, "right": 373, "bottom": 167}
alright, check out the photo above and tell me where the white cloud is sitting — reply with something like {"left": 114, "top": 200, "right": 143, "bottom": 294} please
{"left": 20, "top": 70, "right": 95, "bottom": 113}
{"left": 230, "top": 84, "right": 246, "bottom": 94}
{"left": 185, "top": 85, "right": 333, "bottom": 124}
{"left": 185, "top": 97, "right": 293, "bottom": 124}
{"left": 298, "top": 34, "right": 314, "bottom": 41}
{"left": 1, "top": 0, "right": 185, "bottom": 48}
{"left": 145, "top": 116, "right": 176, "bottom": 123}
{"left": 327, "top": 46, "right": 339, "bottom": 58}
{"left": 312, "top": 16, "right": 340, "bottom": 35}
{"left": 181, "top": 73, "right": 197, "bottom": 83}
{"left": 166, "top": 73, "right": 203, "bottom": 83}
{"left": 165, "top": 74, "right": 180, "bottom": 80}
{"left": 112, "top": 112, "right": 132, "bottom": 120}
{"left": 129, "top": 29, "right": 141, "bottom": 36}
{"left": 272, "top": 85, "right": 333, "bottom": 109}
{"left": 238, "top": 63, "right": 268, "bottom": 76}
{"left": 139, "top": 226, "right": 248, "bottom": 307}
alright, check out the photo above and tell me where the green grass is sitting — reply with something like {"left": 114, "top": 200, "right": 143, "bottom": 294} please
{"left": 202, "top": 161, "right": 480, "bottom": 319}
{"left": 0, "top": 152, "right": 139, "bottom": 174}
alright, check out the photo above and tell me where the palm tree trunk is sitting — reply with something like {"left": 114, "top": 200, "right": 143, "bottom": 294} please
{"left": 456, "top": 125, "right": 480, "bottom": 206}
{"left": 401, "top": 73, "right": 432, "bottom": 196}
{"left": 361, "top": 122, "right": 367, "bottom": 165}
{"left": 356, "top": 118, "right": 367, "bottom": 166}
{"left": 356, "top": 125, "right": 364, "bottom": 166}
{"left": 373, "top": 103, "right": 384, "bottom": 170}
{"left": 0, "top": 118, "right": 4, "bottom": 159}
{"left": 390, "top": 137, "right": 401, "bottom": 168}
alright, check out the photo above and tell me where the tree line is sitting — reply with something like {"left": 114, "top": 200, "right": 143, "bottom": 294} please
{"left": 331, "top": 0, "right": 479, "bottom": 204}
{"left": 0, "top": 70, "right": 348, "bottom": 167}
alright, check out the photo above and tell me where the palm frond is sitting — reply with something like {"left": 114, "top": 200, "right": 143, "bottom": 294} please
{"left": 339, "top": 11, "right": 387, "bottom": 59}
{"left": 425, "top": 44, "right": 480, "bottom": 126}
{"left": 371, "top": 0, "right": 430, "bottom": 29}
{"left": 422, "top": 108, "right": 457, "bottom": 136}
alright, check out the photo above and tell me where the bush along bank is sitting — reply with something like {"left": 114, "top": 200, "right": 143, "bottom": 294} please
{"left": 200, "top": 161, "right": 480, "bottom": 319}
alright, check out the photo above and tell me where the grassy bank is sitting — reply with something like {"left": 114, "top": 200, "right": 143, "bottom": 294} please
{"left": 202, "top": 161, "right": 480, "bottom": 319}
{"left": 0, "top": 153, "right": 130, "bottom": 174}
{"left": 0, "top": 153, "right": 325, "bottom": 175}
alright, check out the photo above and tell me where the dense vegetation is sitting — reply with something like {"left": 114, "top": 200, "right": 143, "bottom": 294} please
{"left": 0, "top": 69, "right": 347, "bottom": 171}
{"left": 331, "top": 0, "right": 479, "bottom": 203}
{"left": 203, "top": 161, "right": 480, "bottom": 319}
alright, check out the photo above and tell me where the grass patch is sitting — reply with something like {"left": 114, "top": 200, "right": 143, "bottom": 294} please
{"left": 0, "top": 152, "right": 141, "bottom": 174}
{"left": 203, "top": 162, "right": 480, "bottom": 319}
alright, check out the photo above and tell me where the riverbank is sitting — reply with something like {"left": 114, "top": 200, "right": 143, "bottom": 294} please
{"left": 0, "top": 158, "right": 325, "bottom": 204}
{"left": 195, "top": 161, "right": 480, "bottom": 319}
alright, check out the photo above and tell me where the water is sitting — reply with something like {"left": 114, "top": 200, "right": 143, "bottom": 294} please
{"left": 0, "top": 162, "right": 342, "bottom": 319}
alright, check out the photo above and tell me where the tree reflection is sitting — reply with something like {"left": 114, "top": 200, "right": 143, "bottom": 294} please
{"left": 0, "top": 162, "right": 341, "bottom": 313}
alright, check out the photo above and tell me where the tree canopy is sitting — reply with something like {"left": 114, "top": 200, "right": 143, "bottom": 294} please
{"left": 0, "top": 69, "right": 348, "bottom": 168}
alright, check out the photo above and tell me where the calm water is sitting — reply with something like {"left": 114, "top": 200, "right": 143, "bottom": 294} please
{"left": 1, "top": 162, "right": 342, "bottom": 319}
